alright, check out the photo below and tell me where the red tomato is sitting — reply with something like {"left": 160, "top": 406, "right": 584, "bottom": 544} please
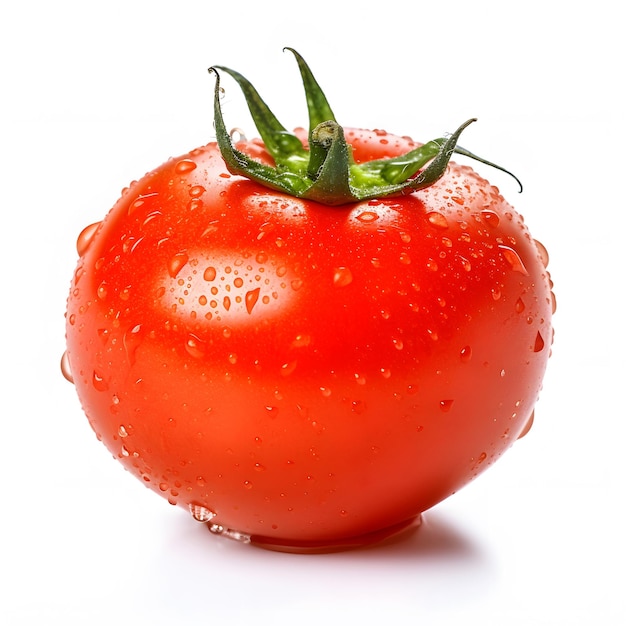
{"left": 64, "top": 54, "right": 554, "bottom": 552}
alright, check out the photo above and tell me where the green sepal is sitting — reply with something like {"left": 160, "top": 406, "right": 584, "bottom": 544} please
{"left": 208, "top": 50, "right": 521, "bottom": 206}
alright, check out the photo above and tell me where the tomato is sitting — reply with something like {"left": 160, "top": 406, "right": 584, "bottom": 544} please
{"left": 64, "top": 50, "right": 554, "bottom": 552}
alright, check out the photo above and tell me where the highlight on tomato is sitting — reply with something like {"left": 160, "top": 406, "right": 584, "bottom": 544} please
{"left": 63, "top": 49, "right": 555, "bottom": 553}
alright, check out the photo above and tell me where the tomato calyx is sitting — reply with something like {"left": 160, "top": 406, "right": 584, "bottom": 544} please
{"left": 209, "top": 48, "right": 521, "bottom": 206}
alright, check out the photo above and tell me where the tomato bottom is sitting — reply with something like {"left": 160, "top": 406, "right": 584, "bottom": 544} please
{"left": 201, "top": 513, "right": 423, "bottom": 554}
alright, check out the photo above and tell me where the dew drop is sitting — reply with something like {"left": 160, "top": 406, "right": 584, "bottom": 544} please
{"left": 186, "top": 333, "right": 207, "bottom": 358}
{"left": 533, "top": 331, "right": 545, "bottom": 352}
{"left": 477, "top": 451, "right": 487, "bottom": 464}
{"left": 399, "top": 252, "right": 411, "bottom": 265}
{"left": 356, "top": 211, "right": 379, "bottom": 223}
{"left": 245, "top": 287, "right": 261, "bottom": 314}
{"left": 439, "top": 399, "right": 454, "bottom": 413}
{"left": 60, "top": 351, "right": 74, "bottom": 383}
{"left": 516, "top": 297, "right": 526, "bottom": 313}
{"left": 168, "top": 252, "right": 189, "bottom": 278}
{"left": 96, "top": 281, "right": 108, "bottom": 300}
{"left": 534, "top": 239, "right": 549, "bottom": 267}
{"left": 190, "top": 504, "right": 217, "bottom": 523}
{"left": 76, "top": 222, "right": 101, "bottom": 256}
{"left": 92, "top": 370, "right": 109, "bottom": 392}
{"left": 351, "top": 400, "right": 366, "bottom": 414}
{"left": 333, "top": 267, "right": 353, "bottom": 287}
{"left": 123, "top": 324, "right": 143, "bottom": 366}
{"left": 480, "top": 210, "right": 500, "bottom": 227}
{"left": 517, "top": 410, "right": 535, "bottom": 439}
{"left": 499, "top": 245, "right": 529, "bottom": 275}
{"left": 280, "top": 361, "right": 297, "bottom": 377}
{"left": 427, "top": 211, "right": 449, "bottom": 229}
{"left": 460, "top": 345, "right": 472, "bottom": 363}
{"left": 203, "top": 266, "right": 217, "bottom": 281}
{"left": 189, "top": 185, "right": 205, "bottom": 198}
{"left": 175, "top": 159, "right": 197, "bottom": 174}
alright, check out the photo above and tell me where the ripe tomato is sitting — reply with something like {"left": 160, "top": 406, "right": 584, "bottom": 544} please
{"left": 64, "top": 51, "right": 554, "bottom": 552}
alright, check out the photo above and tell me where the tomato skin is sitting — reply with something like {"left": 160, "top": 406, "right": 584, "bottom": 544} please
{"left": 65, "top": 128, "right": 553, "bottom": 546}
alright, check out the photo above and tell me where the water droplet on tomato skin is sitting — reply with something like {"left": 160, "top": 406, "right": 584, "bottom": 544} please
{"left": 517, "top": 410, "right": 535, "bottom": 439}
{"left": 534, "top": 239, "right": 549, "bottom": 267}
{"left": 356, "top": 211, "right": 379, "bottom": 223}
{"left": 460, "top": 345, "right": 472, "bottom": 363}
{"left": 333, "top": 267, "right": 353, "bottom": 287}
{"left": 60, "top": 351, "right": 74, "bottom": 383}
{"left": 123, "top": 324, "right": 143, "bottom": 366}
{"left": 534, "top": 331, "right": 545, "bottom": 352}
{"left": 499, "top": 245, "right": 529, "bottom": 275}
{"left": 92, "top": 370, "right": 109, "bottom": 391}
{"left": 245, "top": 287, "right": 261, "bottom": 313}
{"left": 189, "top": 185, "right": 206, "bottom": 198}
{"left": 427, "top": 211, "right": 449, "bottom": 229}
{"left": 186, "top": 334, "right": 207, "bottom": 358}
{"left": 76, "top": 221, "right": 101, "bottom": 256}
{"left": 439, "top": 399, "right": 454, "bottom": 413}
{"left": 175, "top": 159, "right": 197, "bottom": 175}
{"left": 480, "top": 210, "right": 500, "bottom": 227}
{"left": 190, "top": 504, "right": 217, "bottom": 523}
{"left": 168, "top": 252, "right": 189, "bottom": 278}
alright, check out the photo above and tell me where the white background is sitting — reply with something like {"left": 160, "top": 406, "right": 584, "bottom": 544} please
{"left": 2, "top": 1, "right": 624, "bottom": 624}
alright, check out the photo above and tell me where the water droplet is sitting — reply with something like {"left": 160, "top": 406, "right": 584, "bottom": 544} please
{"left": 517, "top": 410, "right": 535, "bottom": 439}
{"left": 477, "top": 451, "right": 487, "bottom": 463}
{"left": 280, "top": 361, "right": 297, "bottom": 376}
{"left": 351, "top": 400, "right": 366, "bottom": 414}
{"left": 186, "top": 334, "right": 207, "bottom": 358}
{"left": 320, "top": 387, "right": 332, "bottom": 397}
{"left": 168, "top": 252, "right": 189, "bottom": 278}
{"left": 499, "top": 245, "right": 529, "bottom": 275}
{"left": 291, "top": 334, "right": 311, "bottom": 348}
{"left": 76, "top": 222, "right": 101, "bottom": 256}
{"left": 516, "top": 297, "right": 526, "bottom": 313}
{"left": 458, "top": 256, "right": 472, "bottom": 272}
{"left": 460, "top": 345, "right": 472, "bottom": 363}
{"left": 118, "top": 424, "right": 128, "bottom": 438}
{"left": 123, "top": 324, "right": 143, "bottom": 366}
{"left": 534, "top": 239, "right": 549, "bottom": 267}
{"left": 245, "top": 287, "right": 261, "bottom": 313}
{"left": 290, "top": 278, "right": 303, "bottom": 291}
{"left": 399, "top": 252, "right": 411, "bottom": 265}
{"left": 392, "top": 337, "right": 404, "bottom": 350}
{"left": 533, "top": 331, "right": 545, "bottom": 352}
{"left": 439, "top": 399, "right": 454, "bottom": 413}
{"left": 189, "top": 185, "right": 205, "bottom": 198}
{"left": 190, "top": 504, "right": 217, "bottom": 523}
{"left": 92, "top": 370, "right": 109, "bottom": 391}
{"left": 480, "top": 210, "right": 500, "bottom": 227}
{"left": 175, "top": 159, "right": 197, "bottom": 174}
{"left": 356, "top": 211, "right": 379, "bottom": 223}
{"left": 427, "top": 211, "right": 449, "bottom": 229}
{"left": 96, "top": 281, "right": 108, "bottom": 300}
{"left": 60, "top": 351, "right": 74, "bottom": 383}
{"left": 333, "top": 267, "right": 353, "bottom": 287}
